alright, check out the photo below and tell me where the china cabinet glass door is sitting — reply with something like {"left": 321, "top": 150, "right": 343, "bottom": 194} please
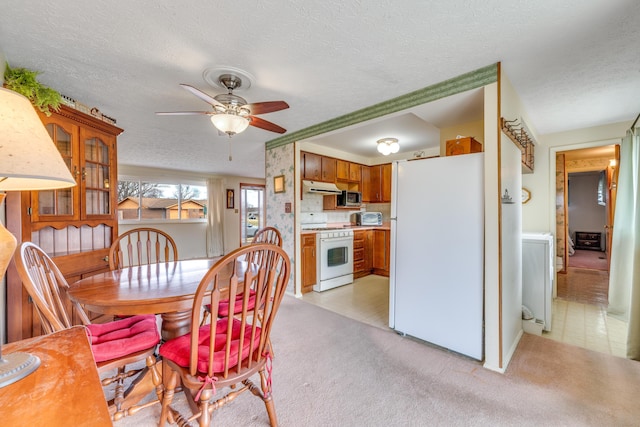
{"left": 84, "top": 136, "right": 111, "bottom": 216}
{"left": 33, "top": 121, "right": 80, "bottom": 220}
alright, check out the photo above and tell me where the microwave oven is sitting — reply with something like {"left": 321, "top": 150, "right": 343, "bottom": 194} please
{"left": 351, "top": 211, "right": 383, "bottom": 226}
{"left": 337, "top": 190, "right": 362, "bottom": 207}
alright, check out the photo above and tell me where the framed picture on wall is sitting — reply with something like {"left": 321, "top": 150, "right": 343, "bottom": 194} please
{"left": 274, "top": 175, "right": 285, "bottom": 193}
{"left": 226, "top": 189, "right": 234, "bottom": 209}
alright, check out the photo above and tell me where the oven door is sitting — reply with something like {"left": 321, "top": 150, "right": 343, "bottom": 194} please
{"left": 319, "top": 236, "right": 353, "bottom": 281}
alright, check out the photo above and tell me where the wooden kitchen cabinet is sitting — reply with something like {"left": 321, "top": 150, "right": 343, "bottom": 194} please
{"left": 372, "top": 229, "right": 390, "bottom": 276}
{"left": 5, "top": 105, "right": 122, "bottom": 342}
{"left": 302, "top": 152, "right": 336, "bottom": 182}
{"left": 353, "top": 229, "right": 373, "bottom": 278}
{"left": 302, "top": 152, "right": 321, "bottom": 180}
{"left": 363, "top": 163, "right": 391, "bottom": 203}
{"left": 301, "top": 233, "right": 317, "bottom": 293}
{"left": 445, "top": 136, "right": 482, "bottom": 156}
{"left": 336, "top": 160, "right": 361, "bottom": 182}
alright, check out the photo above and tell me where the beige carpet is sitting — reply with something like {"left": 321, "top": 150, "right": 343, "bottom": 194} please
{"left": 118, "top": 295, "right": 640, "bottom": 426}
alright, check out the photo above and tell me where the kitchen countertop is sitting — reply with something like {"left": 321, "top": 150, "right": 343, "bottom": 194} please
{"left": 301, "top": 222, "right": 391, "bottom": 234}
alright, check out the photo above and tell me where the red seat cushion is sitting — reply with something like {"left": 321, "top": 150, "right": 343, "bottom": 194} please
{"left": 86, "top": 314, "right": 160, "bottom": 363}
{"left": 206, "top": 290, "right": 257, "bottom": 317}
{"left": 219, "top": 290, "right": 257, "bottom": 317}
{"left": 159, "top": 318, "right": 261, "bottom": 373}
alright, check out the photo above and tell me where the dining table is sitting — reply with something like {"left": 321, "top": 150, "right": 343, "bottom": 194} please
{"left": 67, "top": 257, "right": 251, "bottom": 415}
{"left": 67, "top": 257, "right": 250, "bottom": 341}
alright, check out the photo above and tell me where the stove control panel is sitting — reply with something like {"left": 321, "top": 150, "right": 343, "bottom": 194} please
{"left": 320, "top": 230, "right": 354, "bottom": 238}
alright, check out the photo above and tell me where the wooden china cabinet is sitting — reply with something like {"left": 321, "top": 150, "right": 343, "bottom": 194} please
{"left": 5, "top": 105, "right": 122, "bottom": 341}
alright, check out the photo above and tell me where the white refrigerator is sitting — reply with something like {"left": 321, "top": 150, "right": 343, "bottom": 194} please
{"left": 390, "top": 153, "right": 484, "bottom": 360}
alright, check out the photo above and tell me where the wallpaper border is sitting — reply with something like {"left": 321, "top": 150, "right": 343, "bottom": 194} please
{"left": 265, "top": 63, "right": 498, "bottom": 149}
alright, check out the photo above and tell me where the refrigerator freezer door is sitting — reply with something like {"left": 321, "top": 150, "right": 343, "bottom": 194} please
{"left": 391, "top": 153, "right": 484, "bottom": 360}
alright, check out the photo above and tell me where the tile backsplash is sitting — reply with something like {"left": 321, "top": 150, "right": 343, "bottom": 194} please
{"left": 300, "top": 193, "right": 390, "bottom": 223}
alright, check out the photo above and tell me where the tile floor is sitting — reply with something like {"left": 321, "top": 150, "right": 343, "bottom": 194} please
{"left": 301, "top": 275, "right": 389, "bottom": 329}
{"left": 544, "top": 298, "right": 627, "bottom": 357}
{"left": 301, "top": 272, "right": 628, "bottom": 358}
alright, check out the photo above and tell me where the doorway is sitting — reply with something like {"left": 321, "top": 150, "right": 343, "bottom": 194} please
{"left": 549, "top": 144, "right": 626, "bottom": 357}
{"left": 239, "top": 184, "right": 265, "bottom": 245}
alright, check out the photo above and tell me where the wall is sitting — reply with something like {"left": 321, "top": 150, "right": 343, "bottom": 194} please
{"left": 501, "top": 134, "right": 523, "bottom": 367}
{"left": 482, "top": 81, "right": 501, "bottom": 372}
{"left": 568, "top": 172, "right": 606, "bottom": 248}
{"left": 119, "top": 221, "right": 208, "bottom": 259}
{"left": 483, "top": 70, "right": 534, "bottom": 373}
{"left": 265, "top": 143, "right": 296, "bottom": 294}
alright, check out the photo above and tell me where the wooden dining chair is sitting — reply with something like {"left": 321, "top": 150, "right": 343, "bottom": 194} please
{"left": 252, "top": 226, "right": 282, "bottom": 246}
{"left": 201, "top": 226, "right": 283, "bottom": 326}
{"left": 108, "top": 227, "right": 178, "bottom": 270}
{"left": 158, "top": 243, "right": 290, "bottom": 427}
{"left": 14, "top": 242, "right": 163, "bottom": 421}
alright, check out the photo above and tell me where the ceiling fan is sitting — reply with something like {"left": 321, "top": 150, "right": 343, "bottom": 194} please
{"left": 156, "top": 73, "right": 289, "bottom": 136}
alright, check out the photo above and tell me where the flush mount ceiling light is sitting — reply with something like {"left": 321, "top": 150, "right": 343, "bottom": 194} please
{"left": 377, "top": 138, "right": 400, "bottom": 155}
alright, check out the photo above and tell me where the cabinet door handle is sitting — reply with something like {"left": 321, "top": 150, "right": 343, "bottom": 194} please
{"left": 81, "top": 167, "right": 86, "bottom": 180}
{"left": 73, "top": 166, "right": 80, "bottom": 180}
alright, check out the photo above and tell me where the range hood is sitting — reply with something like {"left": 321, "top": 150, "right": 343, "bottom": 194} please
{"left": 302, "top": 180, "right": 342, "bottom": 195}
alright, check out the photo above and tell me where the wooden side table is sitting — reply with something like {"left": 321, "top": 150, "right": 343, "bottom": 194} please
{"left": 0, "top": 326, "right": 111, "bottom": 426}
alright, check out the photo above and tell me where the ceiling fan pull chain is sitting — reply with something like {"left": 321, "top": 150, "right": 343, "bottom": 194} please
{"left": 229, "top": 140, "right": 233, "bottom": 161}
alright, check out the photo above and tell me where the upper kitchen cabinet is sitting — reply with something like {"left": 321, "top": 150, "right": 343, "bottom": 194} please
{"left": 5, "top": 105, "right": 123, "bottom": 341}
{"left": 336, "top": 159, "right": 361, "bottom": 182}
{"left": 445, "top": 136, "right": 482, "bottom": 156}
{"left": 362, "top": 163, "right": 391, "bottom": 203}
{"left": 302, "top": 151, "right": 336, "bottom": 182}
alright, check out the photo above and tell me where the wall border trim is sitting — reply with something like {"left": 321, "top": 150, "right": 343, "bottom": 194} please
{"left": 265, "top": 63, "right": 498, "bottom": 149}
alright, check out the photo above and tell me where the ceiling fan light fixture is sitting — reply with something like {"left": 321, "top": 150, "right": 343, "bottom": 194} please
{"left": 377, "top": 138, "right": 399, "bottom": 155}
{"left": 210, "top": 112, "right": 250, "bottom": 136}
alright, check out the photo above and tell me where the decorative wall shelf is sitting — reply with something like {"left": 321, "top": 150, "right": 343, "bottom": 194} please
{"left": 501, "top": 117, "right": 535, "bottom": 173}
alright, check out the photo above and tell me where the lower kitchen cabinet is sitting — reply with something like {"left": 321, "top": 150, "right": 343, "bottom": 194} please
{"left": 353, "top": 228, "right": 388, "bottom": 278}
{"left": 353, "top": 230, "right": 372, "bottom": 278}
{"left": 372, "top": 229, "right": 390, "bottom": 277}
{"left": 301, "top": 234, "right": 317, "bottom": 293}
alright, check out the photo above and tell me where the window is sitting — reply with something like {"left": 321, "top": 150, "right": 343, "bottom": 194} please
{"left": 240, "top": 184, "right": 265, "bottom": 245}
{"left": 597, "top": 170, "right": 606, "bottom": 206}
{"left": 117, "top": 179, "right": 207, "bottom": 221}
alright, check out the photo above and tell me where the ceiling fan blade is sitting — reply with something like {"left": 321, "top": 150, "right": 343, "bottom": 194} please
{"left": 179, "top": 84, "right": 222, "bottom": 107}
{"left": 249, "top": 116, "right": 287, "bottom": 134}
{"left": 156, "top": 111, "right": 212, "bottom": 116}
{"left": 247, "top": 101, "right": 290, "bottom": 115}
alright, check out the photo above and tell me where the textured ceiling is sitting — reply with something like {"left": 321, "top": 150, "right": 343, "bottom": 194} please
{"left": 1, "top": 1, "right": 639, "bottom": 178}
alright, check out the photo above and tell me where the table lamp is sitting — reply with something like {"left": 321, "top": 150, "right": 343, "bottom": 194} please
{"left": 0, "top": 86, "right": 76, "bottom": 387}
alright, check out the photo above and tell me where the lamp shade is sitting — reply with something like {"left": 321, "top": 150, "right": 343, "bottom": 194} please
{"left": 0, "top": 87, "right": 76, "bottom": 191}
{"left": 210, "top": 113, "right": 250, "bottom": 136}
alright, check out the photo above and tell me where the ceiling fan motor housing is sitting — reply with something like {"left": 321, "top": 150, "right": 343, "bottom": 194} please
{"left": 214, "top": 92, "right": 248, "bottom": 108}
